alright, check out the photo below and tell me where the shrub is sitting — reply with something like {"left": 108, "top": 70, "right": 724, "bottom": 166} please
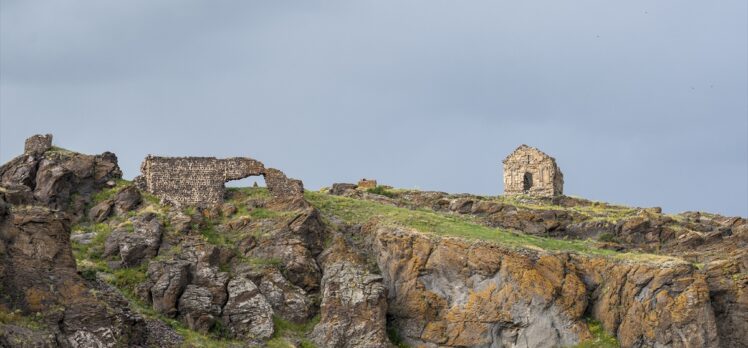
{"left": 367, "top": 186, "right": 396, "bottom": 198}
{"left": 597, "top": 232, "right": 617, "bottom": 243}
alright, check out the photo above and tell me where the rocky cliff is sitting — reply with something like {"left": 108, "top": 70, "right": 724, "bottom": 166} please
{"left": 0, "top": 140, "right": 745, "bottom": 347}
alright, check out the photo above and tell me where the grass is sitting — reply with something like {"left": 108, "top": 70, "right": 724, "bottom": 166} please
{"left": 199, "top": 224, "right": 230, "bottom": 245}
{"left": 573, "top": 318, "right": 619, "bottom": 348}
{"left": 249, "top": 207, "right": 283, "bottom": 219}
{"left": 0, "top": 308, "right": 45, "bottom": 330}
{"left": 387, "top": 325, "right": 411, "bottom": 348}
{"left": 488, "top": 194, "right": 640, "bottom": 223}
{"left": 111, "top": 265, "right": 148, "bottom": 292}
{"left": 112, "top": 283, "right": 244, "bottom": 348}
{"left": 367, "top": 186, "right": 397, "bottom": 198}
{"left": 226, "top": 186, "right": 271, "bottom": 200}
{"left": 91, "top": 179, "right": 132, "bottom": 204}
{"left": 266, "top": 315, "right": 319, "bottom": 348}
{"left": 71, "top": 222, "right": 113, "bottom": 262}
{"left": 305, "top": 191, "right": 681, "bottom": 263}
{"left": 597, "top": 232, "right": 617, "bottom": 243}
{"left": 69, "top": 186, "right": 313, "bottom": 347}
{"left": 46, "top": 146, "right": 76, "bottom": 157}
{"left": 306, "top": 191, "right": 614, "bottom": 254}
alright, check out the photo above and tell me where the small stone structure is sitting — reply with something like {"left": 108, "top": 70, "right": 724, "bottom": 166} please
{"left": 24, "top": 134, "right": 53, "bottom": 155}
{"left": 135, "top": 155, "right": 303, "bottom": 206}
{"left": 502, "top": 145, "right": 563, "bottom": 197}
{"left": 357, "top": 179, "right": 377, "bottom": 190}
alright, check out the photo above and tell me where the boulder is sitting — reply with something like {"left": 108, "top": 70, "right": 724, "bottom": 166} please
{"left": 222, "top": 276, "right": 274, "bottom": 342}
{"left": 146, "top": 260, "right": 192, "bottom": 317}
{"left": 448, "top": 198, "right": 474, "bottom": 214}
{"left": 288, "top": 207, "right": 326, "bottom": 256}
{"left": 169, "top": 211, "right": 193, "bottom": 233}
{"left": 89, "top": 199, "right": 113, "bottom": 223}
{"left": 330, "top": 183, "right": 358, "bottom": 196}
{"left": 0, "top": 155, "right": 38, "bottom": 188}
{"left": 70, "top": 232, "right": 96, "bottom": 245}
{"left": 257, "top": 268, "right": 314, "bottom": 323}
{"left": 178, "top": 285, "right": 221, "bottom": 333}
{"left": 104, "top": 213, "right": 163, "bottom": 267}
{"left": 248, "top": 237, "right": 321, "bottom": 292}
{"left": 113, "top": 185, "right": 142, "bottom": 215}
{"left": 221, "top": 203, "right": 237, "bottom": 217}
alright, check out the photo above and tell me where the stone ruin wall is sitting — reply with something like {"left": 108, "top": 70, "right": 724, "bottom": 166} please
{"left": 503, "top": 145, "right": 563, "bottom": 197}
{"left": 136, "top": 156, "right": 303, "bottom": 206}
{"left": 357, "top": 179, "right": 377, "bottom": 190}
{"left": 24, "top": 134, "right": 53, "bottom": 155}
{"left": 263, "top": 168, "right": 304, "bottom": 200}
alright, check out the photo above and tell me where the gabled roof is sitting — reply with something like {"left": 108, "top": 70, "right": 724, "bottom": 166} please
{"left": 502, "top": 144, "right": 558, "bottom": 164}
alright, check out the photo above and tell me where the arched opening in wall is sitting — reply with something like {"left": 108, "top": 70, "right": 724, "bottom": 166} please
{"left": 523, "top": 172, "right": 533, "bottom": 192}
{"left": 225, "top": 175, "right": 266, "bottom": 201}
{"left": 226, "top": 176, "right": 266, "bottom": 188}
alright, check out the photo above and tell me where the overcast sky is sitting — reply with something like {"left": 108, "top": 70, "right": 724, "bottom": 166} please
{"left": 1, "top": 1, "right": 746, "bottom": 216}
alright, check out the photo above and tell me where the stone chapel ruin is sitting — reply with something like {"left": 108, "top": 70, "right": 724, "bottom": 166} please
{"left": 134, "top": 155, "right": 303, "bottom": 206}
{"left": 502, "top": 145, "right": 563, "bottom": 197}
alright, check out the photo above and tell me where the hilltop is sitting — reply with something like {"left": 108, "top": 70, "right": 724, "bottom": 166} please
{"left": 0, "top": 138, "right": 745, "bottom": 348}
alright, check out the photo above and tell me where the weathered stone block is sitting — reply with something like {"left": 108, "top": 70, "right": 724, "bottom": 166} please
{"left": 357, "top": 179, "right": 377, "bottom": 190}
{"left": 24, "top": 134, "right": 53, "bottom": 155}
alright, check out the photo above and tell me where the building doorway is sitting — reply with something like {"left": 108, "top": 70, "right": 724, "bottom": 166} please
{"left": 523, "top": 172, "right": 533, "bottom": 192}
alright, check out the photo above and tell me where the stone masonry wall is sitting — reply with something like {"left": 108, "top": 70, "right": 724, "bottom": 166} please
{"left": 264, "top": 168, "right": 304, "bottom": 200}
{"left": 137, "top": 156, "right": 302, "bottom": 206}
{"left": 24, "top": 134, "right": 53, "bottom": 155}
{"left": 503, "top": 145, "right": 563, "bottom": 197}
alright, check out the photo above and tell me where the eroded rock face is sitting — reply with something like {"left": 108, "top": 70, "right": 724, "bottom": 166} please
{"left": 311, "top": 237, "right": 391, "bottom": 348}
{"left": 104, "top": 212, "right": 164, "bottom": 268}
{"left": 365, "top": 223, "right": 720, "bottom": 348}
{"left": 146, "top": 260, "right": 192, "bottom": 317}
{"left": 137, "top": 240, "right": 295, "bottom": 342}
{"left": 178, "top": 285, "right": 222, "bottom": 333}
{"left": 0, "top": 324, "right": 58, "bottom": 347}
{"left": 113, "top": 185, "right": 142, "bottom": 215}
{"left": 257, "top": 268, "right": 314, "bottom": 323}
{"left": 223, "top": 276, "right": 274, "bottom": 342}
{"left": 0, "top": 204, "right": 148, "bottom": 347}
{"left": 246, "top": 208, "right": 326, "bottom": 292}
{"left": 703, "top": 253, "right": 748, "bottom": 348}
{"left": 0, "top": 138, "right": 122, "bottom": 218}
{"left": 577, "top": 257, "right": 720, "bottom": 348}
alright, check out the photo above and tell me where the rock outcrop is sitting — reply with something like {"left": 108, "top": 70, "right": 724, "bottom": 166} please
{"left": 311, "top": 237, "right": 391, "bottom": 348}
{"left": 1, "top": 135, "right": 744, "bottom": 347}
{"left": 0, "top": 135, "right": 121, "bottom": 219}
{"left": 365, "top": 223, "right": 720, "bottom": 348}
{"left": 104, "top": 212, "right": 164, "bottom": 268}
{"left": 0, "top": 203, "right": 150, "bottom": 347}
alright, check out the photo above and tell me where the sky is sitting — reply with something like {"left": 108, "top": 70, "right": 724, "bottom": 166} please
{"left": 1, "top": 1, "right": 746, "bottom": 216}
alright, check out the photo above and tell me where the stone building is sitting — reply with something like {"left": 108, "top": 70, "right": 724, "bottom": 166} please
{"left": 357, "top": 179, "right": 377, "bottom": 190}
{"left": 135, "top": 155, "right": 303, "bottom": 206}
{"left": 502, "top": 145, "right": 563, "bottom": 197}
